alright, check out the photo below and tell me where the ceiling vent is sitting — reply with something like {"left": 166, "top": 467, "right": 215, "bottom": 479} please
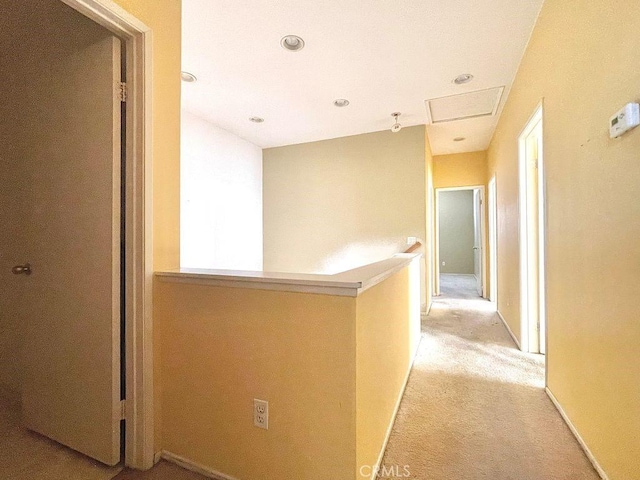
{"left": 424, "top": 86, "right": 505, "bottom": 124}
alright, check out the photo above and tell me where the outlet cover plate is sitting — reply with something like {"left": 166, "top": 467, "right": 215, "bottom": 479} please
{"left": 253, "top": 399, "right": 269, "bottom": 430}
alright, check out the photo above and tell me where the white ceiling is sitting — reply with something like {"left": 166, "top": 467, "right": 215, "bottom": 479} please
{"left": 182, "top": 0, "right": 544, "bottom": 154}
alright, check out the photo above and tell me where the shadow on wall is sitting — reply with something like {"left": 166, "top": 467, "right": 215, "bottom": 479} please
{"left": 320, "top": 238, "right": 413, "bottom": 274}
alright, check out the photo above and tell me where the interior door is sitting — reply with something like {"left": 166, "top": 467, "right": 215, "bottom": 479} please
{"left": 19, "top": 31, "right": 123, "bottom": 465}
{"left": 473, "top": 189, "right": 483, "bottom": 296}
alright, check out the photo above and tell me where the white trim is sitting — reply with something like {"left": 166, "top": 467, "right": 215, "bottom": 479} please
{"left": 497, "top": 310, "right": 521, "bottom": 349}
{"left": 156, "top": 255, "right": 420, "bottom": 298}
{"left": 59, "top": 0, "right": 154, "bottom": 469}
{"left": 488, "top": 176, "right": 498, "bottom": 304}
{"left": 518, "top": 101, "right": 545, "bottom": 355}
{"left": 544, "top": 388, "right": 608, "bottom": 480}
{"left": 434, "top": 185, "right": 487, "bottom": 298}
{"left": 368, "top": 337, "right": 421, "bottom": 480}
{"left": 161, "top": 451, "right": 241, "bottom": 480}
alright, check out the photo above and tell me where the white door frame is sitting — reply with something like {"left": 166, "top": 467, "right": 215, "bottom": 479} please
{"left": 488, "top": 176, "right": 498, "bottom": 304}
{"left": 434, "top": 185, "right": 487, "bottom": 298}
{"left": 58, "top": 0, "right": 154, "bottom": 469}
{"left": 518, "top": 102, "right": 546, "bottom": 355}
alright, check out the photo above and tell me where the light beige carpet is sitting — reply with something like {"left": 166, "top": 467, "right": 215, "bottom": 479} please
{"left": 378, "top": 274, "right": 600, "bottom": 480}
{"left": 0, "top": 386, "right": 122, "bottom": 480}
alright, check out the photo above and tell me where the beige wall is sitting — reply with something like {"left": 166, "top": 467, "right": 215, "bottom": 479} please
{"left": 487, "top": 0, "right": 640, "bottom": 478}
{"left": 156, "top": 263, "right": 419, "bottom": 479}
{"left": 263, "top": 128, "right": 425, "bottom": 266}
{"left": 438, "top": 191, "right": 475, "bottom": 274}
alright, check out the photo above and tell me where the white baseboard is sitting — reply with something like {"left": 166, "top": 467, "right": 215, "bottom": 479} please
{"left": 544, "top": 388, "right": 608, "bottom": 479}
{"left": 497, "top": 310, "right": 521, "bottom": 349}
{"left": 161, "top": 451, "right": 240, "bottom": 480}
{"left": 369, "top": 339, "right": 421, "bottom": 480}
{"left": 153, "top": 451, "right": 162, "bottom": 465}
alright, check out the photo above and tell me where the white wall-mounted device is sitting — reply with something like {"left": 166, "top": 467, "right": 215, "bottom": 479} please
{"left": 609, "top": 102, "right": 640, "bottom": 138}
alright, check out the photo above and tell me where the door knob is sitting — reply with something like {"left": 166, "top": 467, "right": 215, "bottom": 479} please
{"left": 12, "top": 263, "right": 31, "bottom": 275}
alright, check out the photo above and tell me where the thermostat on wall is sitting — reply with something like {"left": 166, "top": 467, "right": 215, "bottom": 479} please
{"left": 609, "top": 102, "right": 640, "bottom": 138}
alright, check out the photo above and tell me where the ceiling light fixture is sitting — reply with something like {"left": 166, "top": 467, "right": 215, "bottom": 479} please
{"left": 280, "top": 35, "right": 305, "bottom": 52}
{"left": 453, "top": 74, "right": 474, "bottom": 85}
{"left": 333, "top": 99, "right": 350, "bottom": 107}
{"left": 453, "top": 137, "right": 466, "bottom": 142}
{"left": 181, "top": 71, "right": 197, "bottom": 83}
{"left": 249, "top": 117, "right": 265, "bottom": 123}
{"left": 391, "top": 113, "right": 402, "bottom": 133}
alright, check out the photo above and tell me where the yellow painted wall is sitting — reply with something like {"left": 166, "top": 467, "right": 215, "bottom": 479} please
{"left": 487, "top": 1, "right": 640, "bottom": 478}
{"left": 355, "top": 265, "right": 421, "bottom": 477}
{"left": 110, "top": 0, "right": 182, "bottom": 453}
{"left": 111, "top": 0, "right": 182, "bottom": 271}
{"left": 433, "top": 151, "right": 487, "bottom": 189}
{"left": 431, "top": 151, "right": 490, "bottom": 298}
{"left": 155, "top": 261, "right": 419, "bottom": 480}
{"left": 156, "top": 281, "right": 357, "bottom": 479}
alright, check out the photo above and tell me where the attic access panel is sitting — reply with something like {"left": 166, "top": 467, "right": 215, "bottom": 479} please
{"left": 425, "top": 86, "right": 505, "bottom": 124}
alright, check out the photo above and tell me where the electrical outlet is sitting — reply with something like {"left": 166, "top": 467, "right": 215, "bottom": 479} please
{"left": 253, "top": 399, "right": 268, "bottom": 430}
{"left": 442, "top": 261, "right": 446, "bottom": 266}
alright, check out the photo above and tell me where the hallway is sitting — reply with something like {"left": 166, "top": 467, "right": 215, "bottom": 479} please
{"left": 378, "top": 274, "right": 599, "bottom": 479}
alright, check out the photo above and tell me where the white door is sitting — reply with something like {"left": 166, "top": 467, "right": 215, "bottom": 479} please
{"left": 18, "top": 32, "right": 123, "bottom": 465}
{"left": 473, "top": 189, "right": 483, "bottom": 296}
{"left": 519, "top": 107, "right": 546, "bottom": 354}
{"left": 488, "top": 178, "right": 498, "bottom": 304}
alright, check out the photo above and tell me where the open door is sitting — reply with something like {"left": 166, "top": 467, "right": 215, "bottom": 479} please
{"left": 473, "top": 189, "right": 483, "bottom": 296}
{"left": 17, "top": 28, "right": 123, "bottom": 464}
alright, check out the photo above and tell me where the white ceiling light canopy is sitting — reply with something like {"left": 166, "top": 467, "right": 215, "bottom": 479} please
{"left": 181, "top": 71, "right": 197, "bottom": 82}
{"left": 280, "top": 35, "right": 305, "bottom": 52}
{"left": 333, "top": 99, "right": 350, "bottom": 107}
{"left": 453, "top": 73, "right": 474, "bottom": 85}
{"left": 391, "top": 112, "right": 402, "bottom": 133}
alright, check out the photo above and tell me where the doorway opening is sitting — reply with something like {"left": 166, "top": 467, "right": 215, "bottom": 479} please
{"left": 434, "top": 186, "right": 486, "bottom": 300}
{"left": 0, "top": 0, "right": 153, "bottom": 474}
{"left": 518, "top": 104, "right": 546, "bottom": 354}
{"left": 488, "top": 176, "right": 498, "bottom": 304}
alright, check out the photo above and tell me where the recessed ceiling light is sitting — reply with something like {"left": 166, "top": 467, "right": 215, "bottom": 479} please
{"left": 453, "top": 74, "right": 474, "bottom": 85}
{"left": 333, "top": 99, "right": 350, "bottom": 107}
{"left": 249, "top": 117, "right": 265, "bottom": 123}
{"left": 181, "top": 71, "right": 197, "bottom": 83}
{"left": 280, "top": 35, "right": 305, "bottom": 52}
{"left": 453, "top": 137, "right": 466, "bottom": 142}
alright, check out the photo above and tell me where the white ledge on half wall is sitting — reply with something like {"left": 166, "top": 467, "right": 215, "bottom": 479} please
{"left": 155, "top": 253, "right": 421, "bottom": 297}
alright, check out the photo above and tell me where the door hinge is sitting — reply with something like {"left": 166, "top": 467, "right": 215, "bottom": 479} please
{"left": 118, "top": 82, "right": 127, "bottom": 102}
{"left": 120, "top": 399, "right": 126, "bottom": 420}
